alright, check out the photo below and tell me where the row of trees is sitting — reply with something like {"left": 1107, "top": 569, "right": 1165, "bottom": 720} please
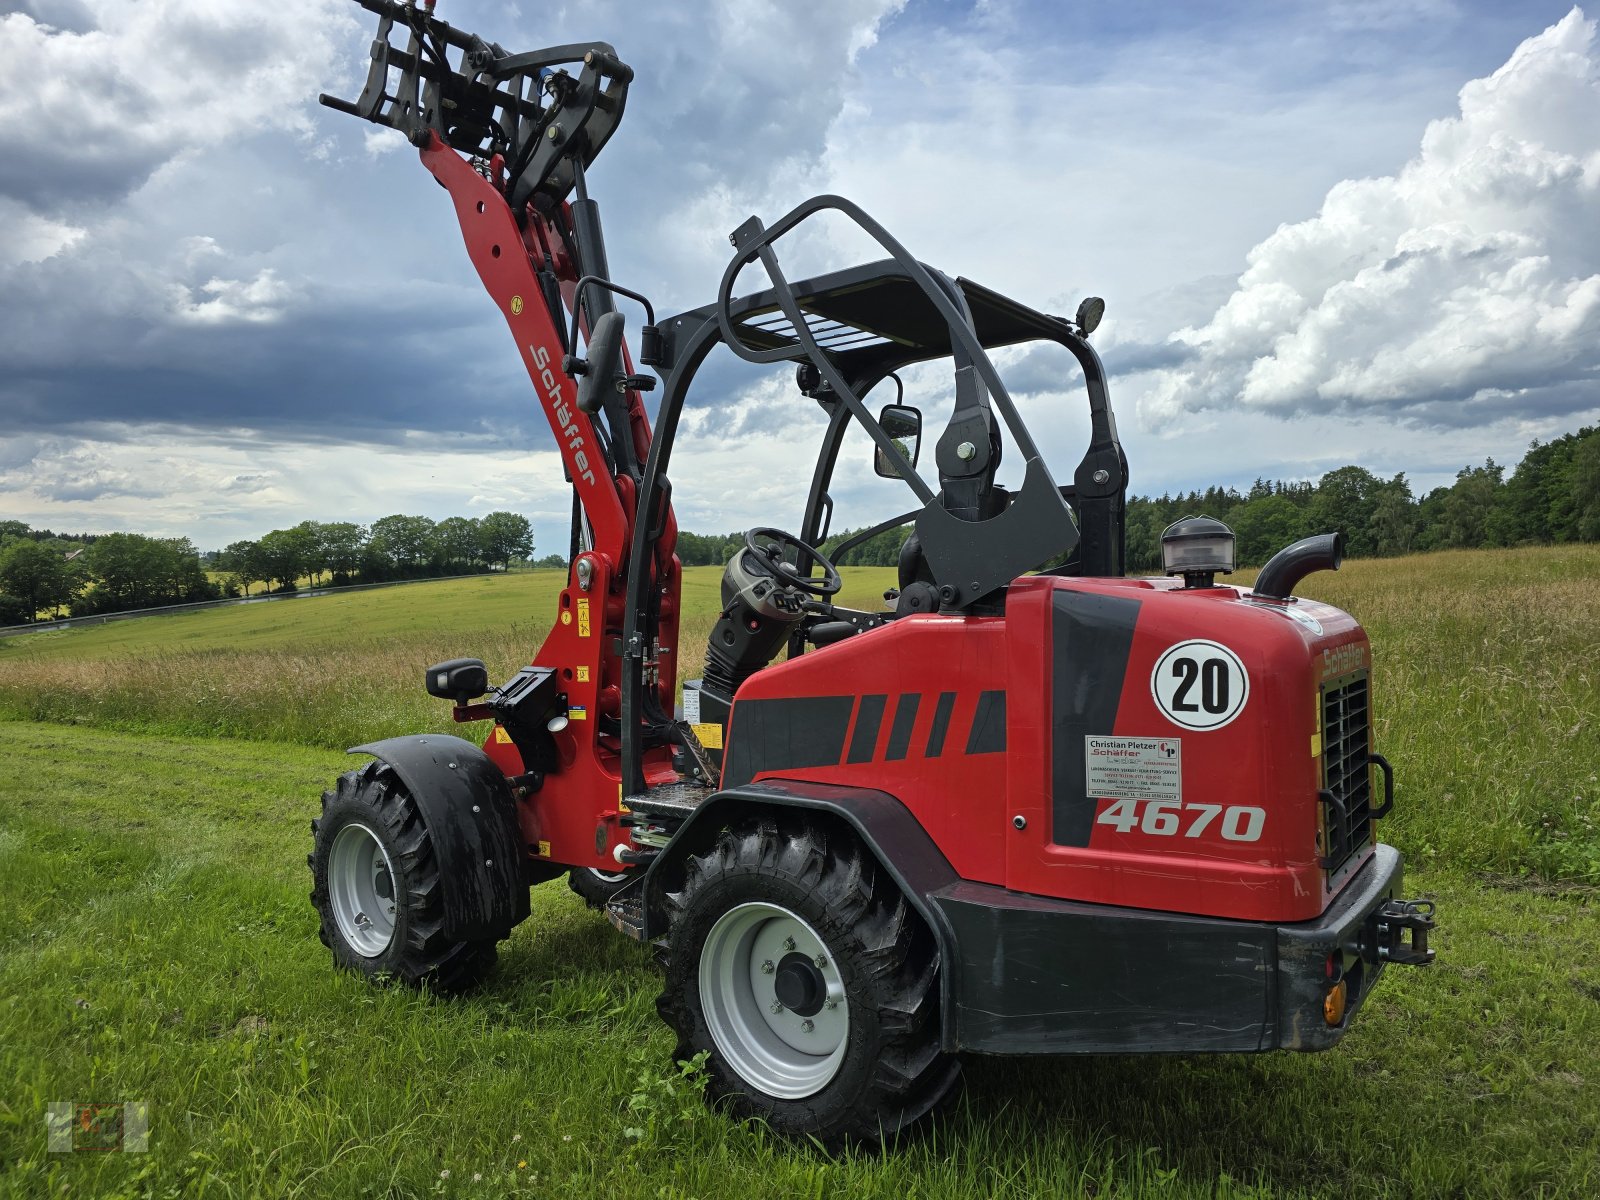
{"left": 215, "top": 512, "right": 538, "bottom": 595}
{"left": 1126, "top": 424, "right": 1600, "bottom": 569}
{"left": 793, "top": 424, "right": 1600, "bottom": 573}
{"left": 0, "top": 511, "right": 544, "bottom": 624}
{"left": 3, "top": 425, "right": 1595, "bottom": 622}
{"left": 0, "top": 530, "right": 218, "bottom": 624}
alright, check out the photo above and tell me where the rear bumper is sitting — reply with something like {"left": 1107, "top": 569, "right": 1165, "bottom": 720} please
{"left": 931, "top": 843, "right": 1426, "bottom": 1055}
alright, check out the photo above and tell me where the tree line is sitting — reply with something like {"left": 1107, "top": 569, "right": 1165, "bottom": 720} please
{"left": 214, "top": 512, "right": 544, "bottom": 596}
{"left": 1123, "top": 423, "right": 1600, "bottom": 571}
{"left": 0, "top": 511, "right": 550, "bottom": 625}
{"left": 5, "top": 424, "right": 1596, "bottom": 624}
{"left": 707, "top": 424, "right": 1600, "bottom": 574}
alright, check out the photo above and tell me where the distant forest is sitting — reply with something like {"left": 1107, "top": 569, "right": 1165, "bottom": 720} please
{"left": 678, "top": 424, "right": 1600, "bottom": 572}
{"left": 5, "top": 424, "right": 1596, "bottom": 626}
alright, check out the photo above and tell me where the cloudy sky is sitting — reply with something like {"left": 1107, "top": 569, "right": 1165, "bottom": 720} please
{"left": 1, "top": 0, "right": 1596, "bottom": 555}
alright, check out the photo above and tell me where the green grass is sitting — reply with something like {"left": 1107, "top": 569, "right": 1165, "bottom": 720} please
{"left": 2, "top": 721, "right": 1596, "bottom": 1199}
{"left": 0, "top": 566, "right": 898, "bottom": 751}
{"left": 1, "top": 546, "right": 1598, "bottom": 1196}
{"left": 2, "top": 567, "right": 898, "bottom": 663}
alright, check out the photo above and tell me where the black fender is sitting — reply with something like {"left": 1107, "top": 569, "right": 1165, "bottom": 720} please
{"left": 350, "top": 734, "right": 530, "bottom": 942}
{"left": 641, "top": 778, "right": 963, "bottom": 1050}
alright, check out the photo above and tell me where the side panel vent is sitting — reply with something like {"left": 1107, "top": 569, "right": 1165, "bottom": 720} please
{"left": 1320, "top": 671, "right": 1372, "bottom": 874}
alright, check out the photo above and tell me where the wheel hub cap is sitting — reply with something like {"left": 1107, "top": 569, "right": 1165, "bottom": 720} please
{"left": 698, "top": 902, "right": 848, "bottom": 1099}
{"left": 328, "top": 822, "right": 398, "bottom": 957}
{"left": 773, "top": 953, "right": 826, "bottom": 1016}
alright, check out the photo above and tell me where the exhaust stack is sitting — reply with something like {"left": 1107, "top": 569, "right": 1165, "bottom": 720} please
{"left": 1252, "top": 532, "right": 1344, "bottom": 600}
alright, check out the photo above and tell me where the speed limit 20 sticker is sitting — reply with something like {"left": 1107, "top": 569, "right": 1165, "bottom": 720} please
{"left": 1150, "top": 639, "right": 1249, "bottom": 731}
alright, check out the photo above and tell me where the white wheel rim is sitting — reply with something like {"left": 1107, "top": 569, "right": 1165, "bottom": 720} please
{"left": 698, "top": 902, "right": 849, "bottom": 1099}
{"left": 583, "top": 868, "right": 630, "bottom": 885}
{"left": 329, "top": 822, "right": 398, "bottom": 957}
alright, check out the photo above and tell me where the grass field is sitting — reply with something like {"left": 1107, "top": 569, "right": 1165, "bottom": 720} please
{"left": 2, "top": 548, "right": 1598, "bottom": 1197}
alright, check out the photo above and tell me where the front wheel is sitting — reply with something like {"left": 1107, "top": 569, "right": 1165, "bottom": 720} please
{"left": 568, "top": 866, "right": 634, "bottom": 909}
{"left": 657, "top": 816, "right": 958, "bottom": 1146}
{"left": 309, "top": 761, "right": 497, "bottom": 993}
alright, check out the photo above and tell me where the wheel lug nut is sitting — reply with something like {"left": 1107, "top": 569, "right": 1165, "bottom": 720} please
{"left": 801, "top": 1019, "right": 814, "bottom": 1033}
{"left": 782, "top": 937, "right": 796, "bottom": 951}
{"left": 814, "top": 953, "right": 828, "bottom": 969}
{"left": 769, "top": 1001, "right": 784, "bottom": 1015}
{"left": 761, "top": 960, "right": 774, "bottom": 974}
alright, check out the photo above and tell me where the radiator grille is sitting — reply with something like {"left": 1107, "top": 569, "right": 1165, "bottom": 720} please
{"left": 1321, "top": 671, "right": 1372, "bottom": 874}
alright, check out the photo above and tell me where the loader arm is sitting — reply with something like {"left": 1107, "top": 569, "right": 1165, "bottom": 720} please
{"left": 321, "top": 1, "right": 684, "bottom": 798}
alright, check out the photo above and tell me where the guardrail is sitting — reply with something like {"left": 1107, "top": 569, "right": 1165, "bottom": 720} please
{"left": 0, "top": 571, "right": 540, "bottom": 641}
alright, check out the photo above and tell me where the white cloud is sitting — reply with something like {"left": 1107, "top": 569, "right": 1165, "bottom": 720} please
{"left": 0, "top": 197, "right": 86, "bottom": 266}
{"left": 171, "top": 268, "right": 297, "bottom": 325}
{"left": 1139, "top": 7, "right": 1600, "bottom": 429}
{"left": 0, "top": 0, "right": 355, "bottom": 211}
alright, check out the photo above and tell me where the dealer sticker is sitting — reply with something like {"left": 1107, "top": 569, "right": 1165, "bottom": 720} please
{"left": 1086, "top": 736, "right": 1182, "bottom": 801}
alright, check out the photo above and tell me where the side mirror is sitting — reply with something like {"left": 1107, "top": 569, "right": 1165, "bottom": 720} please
{"left": 425, "top": 658, "right": 489, "bottom": 703}
{"left": 573, "top": 310, "right": 625, "bottom": 414}
{"left": 874, "top": 403, "right": 922, "bottom": 479}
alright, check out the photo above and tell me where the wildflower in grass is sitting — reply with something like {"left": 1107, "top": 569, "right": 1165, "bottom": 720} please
{"left": 512, "top": 1133, "right": 522, "bottom": 1142}
{"left": 439, "top": 1169, "right": 450, "bottom": 1179}
{"left": 562, "top": 1134, "right": 572, "bottom": 1142}
{"left": 517, "top": 1160, "right": 527, "bottom": 1169}
{"left": 473, "top": 1174, "right": 482, "bottom": 1183}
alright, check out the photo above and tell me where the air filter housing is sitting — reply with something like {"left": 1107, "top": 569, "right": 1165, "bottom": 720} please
{"left": 1161, "top": 516, "right": 1235, "bottom": 588}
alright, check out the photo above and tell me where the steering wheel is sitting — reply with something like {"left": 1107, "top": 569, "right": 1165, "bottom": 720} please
{"left": 744, "top": 527, "right": 843, "bottom": 597}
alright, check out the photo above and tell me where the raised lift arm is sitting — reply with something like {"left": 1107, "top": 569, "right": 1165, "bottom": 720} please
{"left": 320, "top": 0, "right": 668, "bottom": 576}
{"left": 323, "top": 1, "right": 688, "bottom": 816}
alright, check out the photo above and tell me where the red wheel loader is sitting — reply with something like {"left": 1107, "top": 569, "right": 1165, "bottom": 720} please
{"left": 308, "top": 0, "right": 1436, "bottom": 1146}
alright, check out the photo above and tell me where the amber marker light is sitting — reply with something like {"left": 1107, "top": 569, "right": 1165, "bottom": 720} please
{"left": 1323, "top": 979, "right": 1349, "bottom": 1026}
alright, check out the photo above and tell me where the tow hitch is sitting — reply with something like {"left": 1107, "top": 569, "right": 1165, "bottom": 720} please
{"left": 1363, "top": 898, "right": 1436, "bottom": 966}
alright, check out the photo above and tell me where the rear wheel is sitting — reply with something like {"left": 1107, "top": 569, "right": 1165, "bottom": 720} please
{"left": 657, "top": 815, "right": 958, "bottom": 1146}
{"left": 309, "top": 761, "right": 496, "bottom": 993}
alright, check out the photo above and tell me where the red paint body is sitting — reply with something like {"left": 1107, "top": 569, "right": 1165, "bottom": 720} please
{"left": 730, "top": 575, "right": 1371, "bottom": 924}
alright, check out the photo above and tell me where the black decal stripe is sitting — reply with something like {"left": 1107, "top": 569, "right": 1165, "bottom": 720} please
{"left": 885, "top": 693, "right": 921, "bottom": 761}
{"left": 847, "top": 694, "right": 887, "bottom": 764}
{"left": 926, "top": 691, "right": 957, "bottom": 758}
{"left": 965, "top": 690, "right": 1007, "bottom": 755}
{"left": 1051, "top": 591, "right": 1142, "bottom": 847}
{"left": 721, "top": 695, "right": 855, "bottom": 788}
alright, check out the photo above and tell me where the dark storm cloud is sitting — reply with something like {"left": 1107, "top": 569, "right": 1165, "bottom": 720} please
{"left": 0, "top": 0, "right": 901, "bottom": 461}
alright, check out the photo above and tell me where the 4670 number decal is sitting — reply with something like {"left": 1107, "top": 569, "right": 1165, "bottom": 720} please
{"left": 1096, "top": 797, "right": 1266, "bottom": 842}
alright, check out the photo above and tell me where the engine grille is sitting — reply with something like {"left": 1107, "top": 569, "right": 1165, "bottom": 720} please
{"left": 1320, "top": 671, "right": 1372, "bottom": 874}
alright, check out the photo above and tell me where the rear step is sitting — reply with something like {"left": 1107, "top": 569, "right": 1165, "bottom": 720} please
{"left": 606, "top": 891, "right": 646, "bottom": 941}
{"left": 624, "top": 781, "right": 713, "bottom": 818}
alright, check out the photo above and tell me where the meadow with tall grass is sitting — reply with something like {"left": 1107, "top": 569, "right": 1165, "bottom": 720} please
{"left": 1, "top": 548, "right": 1597, "bottom": 1198}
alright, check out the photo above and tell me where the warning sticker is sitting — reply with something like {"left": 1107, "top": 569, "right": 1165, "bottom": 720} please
{"left": 692, "top": 722, "right": 723, "bottom": 750}
{"left": 576, "top": 598, "right": 592, "bottom": 638}
{"left": 682, "top": 687, "right": 701, "bottom": 724}
{"left": 1085, "top": 736, "right": 1182, "bottom": 801}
